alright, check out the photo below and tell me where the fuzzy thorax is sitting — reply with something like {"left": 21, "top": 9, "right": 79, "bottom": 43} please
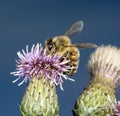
{"left": 88, "top": 45, "right": 120, "bottom": 87}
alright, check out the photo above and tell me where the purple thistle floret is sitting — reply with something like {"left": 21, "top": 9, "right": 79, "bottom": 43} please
{"left": 11, "top": 43, "right": 74, "bottom": 90}
{"left": 106, "top": 95, "right": 120, "bottom": 116}
{"left": 110, "top": 101, "right": 120, "bottom": 116}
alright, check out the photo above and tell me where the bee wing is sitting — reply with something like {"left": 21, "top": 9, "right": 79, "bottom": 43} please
{"left": 66, "top": 43, "right": 98, "bottom": 48}
{"left": 64, "top": 20, "right": 84, "bottom": 37}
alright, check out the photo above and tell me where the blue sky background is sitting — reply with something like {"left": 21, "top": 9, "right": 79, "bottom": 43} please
{"left": 0, "top": 0, "right": 120, "bottom": 116}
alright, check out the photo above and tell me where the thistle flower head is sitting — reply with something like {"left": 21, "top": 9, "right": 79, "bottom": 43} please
{"left": 88, "top": 45, "right": 120, "bottom": 87}
{"left": 11, "top": 43, "right": 74, "bottom": 90}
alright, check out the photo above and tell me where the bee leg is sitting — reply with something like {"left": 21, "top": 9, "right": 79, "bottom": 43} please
{"left": 60, "top": 51, "right": 69, "bottom": 62}
{"left": 63, "top": 51, "right": 69, "bottom": 57}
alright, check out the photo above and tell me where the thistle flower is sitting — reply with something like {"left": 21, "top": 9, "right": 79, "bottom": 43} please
{"left": 73, "top": 45, "right": 120, "bottom": 116}
{"left": 11, "top": 43, "right": 74, "bottom": 90}
{"left": 11, "top": 43, "right": 74, "bottom": 116}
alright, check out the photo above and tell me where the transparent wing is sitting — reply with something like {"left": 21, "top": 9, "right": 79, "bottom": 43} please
{"left": 65, "top": 43, "right": 98, "bottom": 48}
{"left": 64, "top": 20, "right": 84, "bottom": 37}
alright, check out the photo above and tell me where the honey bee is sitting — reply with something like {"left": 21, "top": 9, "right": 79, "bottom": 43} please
{"left": 45, "top": 20, "right": 97, "bottom": 75}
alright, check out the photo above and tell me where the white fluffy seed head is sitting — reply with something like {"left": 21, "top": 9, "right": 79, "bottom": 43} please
{"left": 88, "top": 45, "right": 120, "bottom": 86}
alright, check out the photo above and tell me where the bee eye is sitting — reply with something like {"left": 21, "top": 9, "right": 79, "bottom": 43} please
{"left": 47, "top": 38, "right": 53, "bottom": 51}
{"left": 48, "top": 44, "right": 53, "bottom": 51}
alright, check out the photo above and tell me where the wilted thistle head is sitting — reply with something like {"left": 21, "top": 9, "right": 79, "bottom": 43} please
{"left": 88, "top": 45, "right": 120, "bottom": 87}
{"left": 11, "top": 43, "right": 74, "bottom": 90}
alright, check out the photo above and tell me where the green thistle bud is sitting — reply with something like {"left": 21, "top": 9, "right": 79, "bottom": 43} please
{"left": 73, "top": 45, "right": 120, "bottom": 116}
{"left": 20, "top": 76, "right": 59, "bottom": 116}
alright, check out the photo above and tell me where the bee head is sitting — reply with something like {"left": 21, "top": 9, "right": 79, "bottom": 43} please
{"left": 45, "top": 36, "right": 71, "bottom": 54}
